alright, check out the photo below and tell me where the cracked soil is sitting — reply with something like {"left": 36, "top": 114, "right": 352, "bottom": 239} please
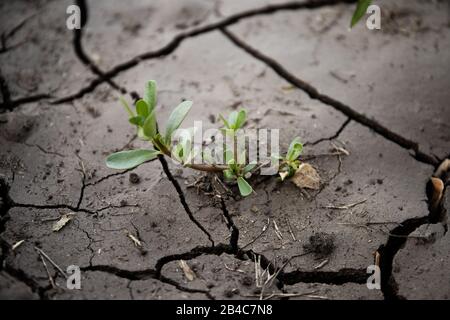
{"left": 0, "top": 0, "right": 449, "bottom": 300}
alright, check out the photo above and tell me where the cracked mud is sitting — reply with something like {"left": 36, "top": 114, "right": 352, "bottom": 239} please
{"left": 0, "top": 0, "right": 449, "bottom": 300}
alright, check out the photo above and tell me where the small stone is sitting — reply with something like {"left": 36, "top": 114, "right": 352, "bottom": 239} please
{"left": 291, "top": 163, "right": 321, "bottom": 190}
{"left": 250, "top": 205, "right": 259, "bottom": 213}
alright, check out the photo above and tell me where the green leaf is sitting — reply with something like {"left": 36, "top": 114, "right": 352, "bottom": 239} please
{"left": 119, "top": 96, "right": 134, "bottom": 117}
{"left": 350, "top": 0, "right": 372, "bottom": 28}
{"left": 221, "top": 128, "right": 236, "bottom": 137}
{"left": 224, "top": 149, "right": 233, "bottom": 164}
{"left": 152, "top": 133, "right": 169, "bottom": 152}
{"left": 228, "top": 111, "right": 238, "bottom": 129}
{"left": 129, "top": 115, "right": 145, "bottom": 126}
{"left": 172, "top": 143, "right": 184, "bottom": 162}
{"left": 143, "top": 111, "right": 157, "bottom": 139}
{"left": 237, "top": 177, "right": 253, "bottom": 197}
{"left": 164, "top": 100, "right": 193, "bottom": 143}
{"left": 176, "top": 136, "right": 192, "bottom": 163}
{"left": 202, "top": 151, "right": 214, "bottom": 164}
{"left": 106, "top": 149, "right": 160, "bottom": 170}
{"left": 144, "top": 80, "right": 157, "bottom": 113}
{"left": 137, "top": 127, "right": 150, "bottom": 141}
{"left": 271, "top": 153, "right": 283, "bottom": 160}
{"left": 286, "top": 137, "right": 303, "bottom": 161}
{"left": 234, "top": 109, "right": 247, "bottom": 129}
{"left": 223, "top": 169, "right": 236, "bottom": 182}
{"left": 135, "top": 99, "right": 149, "bottom": 118}
{"left": 219, "top": 114, "right": 230, "bottom": 129}
{"left": 243, "top": 162, "right": 257, "bottom": 174}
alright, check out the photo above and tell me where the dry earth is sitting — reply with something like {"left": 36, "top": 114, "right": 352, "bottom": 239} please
{"left": 0, "top": 0, "right": 449, "bottom": 300}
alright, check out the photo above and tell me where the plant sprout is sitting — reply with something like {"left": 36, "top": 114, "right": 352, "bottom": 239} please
{"left": 350, "top": 0, "right": 372, "bottom": 28}
{"left": 106, "top": 80, "right": 307, "bottom": 197}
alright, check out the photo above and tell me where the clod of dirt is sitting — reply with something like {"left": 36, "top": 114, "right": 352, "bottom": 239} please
{"left": 291, "top": 163, "right": 321, "bottom": 190}
{"left": 240, "top": 275, "right": 253, "bottom": 287}
{"left": 223, "top": 287, "right": 239, "bottom": 298}
{"left": 303, "top": 232, "right": 336, "bottom": 259}
{"left": 129, "top": 173, "right": 140, "bottom": 184}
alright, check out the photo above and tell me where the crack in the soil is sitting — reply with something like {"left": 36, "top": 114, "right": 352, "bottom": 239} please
{"left": 219, "top": 197, "right": 239, "bottom": 252}
{"left": 305, "top": 118, "right": 351, "bottom": 146}
{"left": 0, "top": 12, "right": 36, "bottom": 55}
{"left": 73, "top": 219, "right": 96, "bottom": 267}
{"left": 0, "top": 94, "right": 52, "bottom": 112}
{"left": 154, "top": 239, "right": 369, "bottom": 290}
{"left": 377, "top": 157, "right": 449, "bottom": 300}
{"left": 12, "top": 202, "right": 94, "bottom": 215}
{"left": 0, "top": 177, "right": 52, "bottom": 299}
{"left": 72, "top": 0, "right": 127, "bottom": 94}
{"left": 80, "top": 265, "right": 213, "bottom": 299}
{"left": 21, "top": 142, "right": 66, "bottom": 158}
{"left": 0, "top": 66, "right": 51, "bottom": 112}
{"left": 81, "top": 239, "right": 369, "bottom": 299}
{"left": 52, "top": 0, "right": 357, "bottom": 104}
{"left": 220, "top": 28, "right": 439, "bottom": 167}
{"left": 158, "top": 155, "right": 215, "bottom": 247}
{"left": 86, "top": 169, "right": 135, "bottom": 187}
{"left": 3, "top": 264, "right": 52, "bottom": 300}
{"left": 154, "top": 243, "right": 234, "bottom": 277}
{"left": 280, "top": 268, "right": 368, "bottom": 285}
{"left": 75, "top": 165, "right": 87, "bottom": 210}
{"left": 85, "top": 158, "right": 157, "bottom": 187}
{"left": 0, "top": 178, "right": 13, "bottom": 268}
{"left": 0, "top": 68, "right": 12, "bottom": 112}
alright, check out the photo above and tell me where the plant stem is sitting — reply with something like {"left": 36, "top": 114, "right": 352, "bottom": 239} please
{"left": 155, "top": 139, "right": 227, "bottom": 173}
{"left": 186, "top": 163, "right": 227, "bottom": 173}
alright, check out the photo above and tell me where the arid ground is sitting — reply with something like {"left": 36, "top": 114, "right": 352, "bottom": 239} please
{"left": 0, "top": 0, "right": 449, "bottom": 300}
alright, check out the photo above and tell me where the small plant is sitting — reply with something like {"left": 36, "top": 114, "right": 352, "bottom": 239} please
{"left": 350, "top": 0, "right": 372, "bottom": 28}
{"left": 106, "top": 80, "right": 318, "bottom": 197}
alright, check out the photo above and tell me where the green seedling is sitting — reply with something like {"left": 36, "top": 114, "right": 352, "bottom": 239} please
{"left": 350, "top": 0, "right": 372, "bottom": 28}
{"left": 106, "top": 80, "right": 306, "bottom": 197}
{"left": 277, "top": 137, "right": 303, "bottom": 181}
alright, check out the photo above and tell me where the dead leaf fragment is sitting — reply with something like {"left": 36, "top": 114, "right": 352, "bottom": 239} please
{"left": 52, "top": 213, "right": 74, "bottom": 232}
{"left": 429, "top": 177, "right": 444, "bottom": 212}
{"left": 281, "top": 84, "right": 295, "bottom": 91}
{"left": 279, "top": 171, "right": 289, "bottom": 181}
{"left": 314, "top": 259, "right": 329, "bottom": 270}
{"left": 12, "top": 240, "right": 25, "bottom": 251}
{"left": 127, "top": 233, "right": 142, "bottom": 247}
{"left": 374, "top": 250, "right": 381, "bottom": 267}
{"left": 178, "top": 260, "right": 196, "bottom": 281}
{"left": 291, "top": 163, "right": 321, "bottom": 190}
{"left": 434, "top": 159, "right": 450, "bottom": 179}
